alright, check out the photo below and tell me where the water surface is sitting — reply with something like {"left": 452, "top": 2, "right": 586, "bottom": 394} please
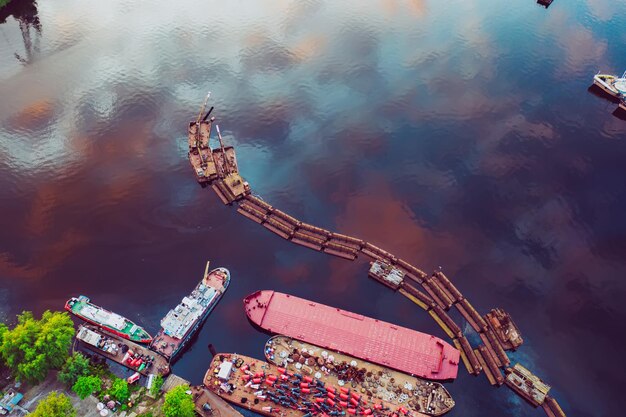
{"left": 1, "top": 1, "right": 625, "bottom": 416}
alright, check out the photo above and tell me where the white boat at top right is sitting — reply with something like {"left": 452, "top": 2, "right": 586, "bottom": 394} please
{"left": 593, "top": 70, "right": 626, "bottom": 98}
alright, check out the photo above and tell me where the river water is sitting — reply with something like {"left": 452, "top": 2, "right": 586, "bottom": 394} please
{"left": 1, "top": 1, "right": 625, "bottom": 416}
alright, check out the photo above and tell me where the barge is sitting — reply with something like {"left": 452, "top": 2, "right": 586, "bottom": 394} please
{"left": 150, "top": 262, "right": 230, "bottom": 360}
{"left": 244, "top": 290, "right": 459, "bottom": 381}
{"left": 504, "top": 364, "right": 551, "bottom": 407}
{"left": 76, "top": 324, "right": 170, "bottom": 376}
{"left": 65, "top": 295, "right": 152, "bottom": 344}
{"left": 265, "top": 336, "right": 454, "bottom": 416}
{"left": 205, "top": 353, "right": 430, "bottom": 417}
{"left": 368, "top": 260, "right": 404, "bottom": 290}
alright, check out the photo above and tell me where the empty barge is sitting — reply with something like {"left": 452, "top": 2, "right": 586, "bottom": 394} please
{"left": 244, "top": 290, "right": 460, "bottom": 381}
{"left": 265, "top": 335, "right": 454, "bottom": 416}
{"left": 150, "top": 261, "right": 230, "bottom": 361}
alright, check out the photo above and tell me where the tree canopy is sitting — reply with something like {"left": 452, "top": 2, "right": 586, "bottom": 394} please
{"left": 109, "top": 377, "right": 130, "bottom": 403}
{"left": 163, "top": 384, "right": 195, "bottom": 417}
{"left": 58, "top": 352, "right": 90, "bottom": 387}
{"left": 72, "top": 375, "right": 102, "bottom": 400}
{"left": 149, "top": 374, "right": 164, "bottom": 397}
{"left": 0, "top": 310, "right": 75, "bottom": 383}
{"left": 30, "top": 391, "right": 76, "bottom": 417}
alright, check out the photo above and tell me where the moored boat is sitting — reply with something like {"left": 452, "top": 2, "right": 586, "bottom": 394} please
{"left": 150, "top": 262, "right": 230, "bottom": 361}
{"left": 265, "top": 336, "right": 455, "bottom": 416}
{"left": 76, "top": 324, "right": 170, "bottom": 376}
{"left": 65, "top": 295, "right": 152, "bottom": 344}
{"left": 205, "top": 353, "right": 430, "bottom": 417}
{"left": 244, "top": 290, "right": 460, "bottom": 381}
{"left": 188, "top": 92, "right": 218, "bottom": 184}
{"left": 592, "top": 71, "right": 626, "bottom": 98}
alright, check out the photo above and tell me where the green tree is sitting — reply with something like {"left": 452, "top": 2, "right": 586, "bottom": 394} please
{"left": 0, "top": 310, "right": 75, "bottom": 383}
{"left": 109, "top": 377, "right": 130, "bottom": 403}
{"left": 72, "top": 375, "right": 102, "bottom": 400}
{"left": 58, "top": 352, "right": 90, "bottom": 387}
{"left": 30, "top": 391, "right": 76, "bottom": 417}
{"left": 149, "top": 374, "right": 164, "bottom": 396}
{"left": 163, "top": 384, "right": 195, "bottom": 417}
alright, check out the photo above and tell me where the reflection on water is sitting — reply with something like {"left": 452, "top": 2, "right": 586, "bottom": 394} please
{"left": 1, "top": 1, "right": 625, "bottom": 416}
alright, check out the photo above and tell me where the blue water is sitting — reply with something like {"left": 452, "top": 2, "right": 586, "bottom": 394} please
{"left": 1, "top": 1, "right": 625, "bottom": 416}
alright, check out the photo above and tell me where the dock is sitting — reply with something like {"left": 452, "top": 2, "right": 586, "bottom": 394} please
{"left": 192, "top": 385, "right": 244, "bottom": 417}
{"left": 75, "top": 324, "right": 170, "bottom": 377}
{"left": 186, "top": 104, "right": 569, "bottom": 417}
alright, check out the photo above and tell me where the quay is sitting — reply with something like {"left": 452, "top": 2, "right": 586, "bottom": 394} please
{"left": 186, "top": 105, "right": 568, "bottom": 416}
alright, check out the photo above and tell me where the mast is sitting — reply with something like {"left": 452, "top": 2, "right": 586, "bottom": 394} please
{"left": 194, "top": 92, "right": 211, "bottom": 150}
{"left": 215, "top": 124, "right": 230, "bottom": 174}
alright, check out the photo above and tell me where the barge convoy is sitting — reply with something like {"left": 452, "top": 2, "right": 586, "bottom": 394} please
{"left": 150, "top": 261, "right": 230, "bottom": 360}
{"left": 66, "top": 295, "right": 153, "bottom": 344}
{"left": 76, "top": 324, "right": 170, "bottom": 376}
{"left": 206, "top": 353, "right": 432, "bottom": 417}
{"left": 265, "top": 336, "right": 454, "bottom": 416}
{"left": 187, "top": 99, "right": 568, "bottom": 417}
{"left": 244, "top": 290, "right": 460, "bottom": 381}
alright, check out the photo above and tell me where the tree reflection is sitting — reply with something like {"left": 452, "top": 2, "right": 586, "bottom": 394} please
{"left": 0, "top": 0, "right": 41, "bottom": 64}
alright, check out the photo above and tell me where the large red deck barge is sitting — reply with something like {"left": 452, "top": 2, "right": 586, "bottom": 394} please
{"left": 244, "top": 290, "right": 460, "bottom": 381}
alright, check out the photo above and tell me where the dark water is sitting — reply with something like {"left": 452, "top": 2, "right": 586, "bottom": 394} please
{"left": 1, "top": 0, "right": 625, "bottom": 415}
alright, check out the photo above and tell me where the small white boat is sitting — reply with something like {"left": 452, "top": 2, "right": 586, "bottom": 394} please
{"left": 593, "top": 71, "right": 626, "bottom": 98}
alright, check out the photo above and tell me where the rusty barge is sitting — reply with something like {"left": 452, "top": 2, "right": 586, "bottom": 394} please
{"left": 265, "top": 335, "right": 454, "bottom": 416}
{"left": 245, "top": 290, "right": 459, "bottom": 381}
{"left": 75, "top": 324, "right": 170, "bottom": 376}
{"left": 206, "top": 353, "right": 430, "bottom": 417}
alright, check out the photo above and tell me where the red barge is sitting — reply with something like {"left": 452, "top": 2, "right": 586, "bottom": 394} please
{"left": 244, "top": 291, "right": 460, "bottom": 381}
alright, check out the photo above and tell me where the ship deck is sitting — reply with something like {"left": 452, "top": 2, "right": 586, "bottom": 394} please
{"left": 76, "top": 324, "right": 170, "bottom": 376}
{"left": 245, "top": 291, "right": 459, "bottom": 381}
{"left": 265, "top": 336, "right": 454, "bottom": 416}
{"left": 205, "top": 353, "right": 429, "bottom": 417}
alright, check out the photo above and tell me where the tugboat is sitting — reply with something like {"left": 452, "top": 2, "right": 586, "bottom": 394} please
{"left": 265, "top": 335, "right": 455, "bottom": 416}
{"left": 150, "top": 261, "right": 230, "bottom": 361}
{"left": 592, "top": 71, "right": 626, "bottom": 98}
{"left": 65, "top": 295, "right": 152, "bottom": 344}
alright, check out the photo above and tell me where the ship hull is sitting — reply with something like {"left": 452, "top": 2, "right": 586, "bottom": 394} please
{"left": 151, "top": 266, "right": 230, "bottom": 360}
{"left": 65, "top": 297, "right": 152, "bottom": 344}
{"left": 244, "top": 290, "right": 460, "bottom": 381}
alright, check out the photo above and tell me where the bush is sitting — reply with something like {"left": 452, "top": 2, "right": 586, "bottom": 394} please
{"left": 30, "top": 392, "right": 75, "bottom": 417}
{"left": 0, "top": 311, "right": 74, "bottom": 384}
{"left": 108, "top": 378, "right": 130, "bottom": 403}
{"left": 163, "top": 384, "right": 194, "bottom": 417}
{"left": 72, "top": 375, "right": 102, "bottom": 400}
{"left": 58, "top": 352, "right": 90, "bottom": 387}
{"left": 149, "top": 374, "right": 164, "bottom": 396}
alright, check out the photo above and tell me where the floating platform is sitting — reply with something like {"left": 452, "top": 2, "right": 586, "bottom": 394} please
{"left": 368, "top": 260, "right": 404, "bottom": 290}
{"left": 244, "top": 290, "right": 460, "bottom": 381}
{"left": 265, "top": 335, "right": 454, "bottom": 416}
{"left": 76, "top": 324, "right": 170, "bottom": 376}
{"left": 205, "top": 353, "right": 430, "bottom": 417}
{"left": 504, "top": 364, "right": 551, "bottom": 407}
